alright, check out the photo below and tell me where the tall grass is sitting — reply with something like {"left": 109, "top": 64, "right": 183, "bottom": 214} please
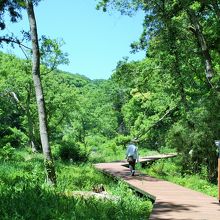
{"left": 0, "top": 149, "right": 152, "bottom": 219}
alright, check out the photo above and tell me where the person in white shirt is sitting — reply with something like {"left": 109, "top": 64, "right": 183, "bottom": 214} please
{"left": 125, "top": 138, "right": 139, "bottom": 176}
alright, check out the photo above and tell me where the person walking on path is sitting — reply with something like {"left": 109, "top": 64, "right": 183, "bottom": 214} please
{"left": 126, "top": 138, "right": 139, "bottom": 176}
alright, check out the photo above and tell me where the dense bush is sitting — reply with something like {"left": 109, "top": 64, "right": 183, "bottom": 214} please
{"left": 55, "top": 142, "right": 88, "bottom": 162}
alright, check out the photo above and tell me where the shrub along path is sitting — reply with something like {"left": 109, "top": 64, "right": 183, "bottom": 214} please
{"left": 95, "top": 154, "right": 220, "bottom": 220}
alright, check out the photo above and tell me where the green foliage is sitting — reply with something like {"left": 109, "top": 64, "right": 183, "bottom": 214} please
{"left": 0, "top": 149, "right": 152, "bottom": 219}
{"left": 5, "top": 0, "right": 220, "bottom": 217}
{"left": 88, "top": 137, "right": 125, "bottom": 163}
{"left": 40, "top": 36, "right": 69, "bottom": 70}
{"left": 1, "top": 0, "right": 220, "bottom": 205}
{"left": 1, "top": 46, "right": 218, "bottom": 184}
{"left": 95, "top": 0, "right": 220, "bottom": 184}
{"left": 58, "top": 142, "right": 88, "bottom": 162}
{"left": 114, "top": 134, "right": 130, "bottom": 147}
{"left": 113, "top": 54, "right": 219, "bottom": 180}
{"left": 0, "top": 52, "right": 31, "bottom": 149}
{"left": 0, "top": 144, "right": 16, "bottom": 161}
{"left": 0, "top": 51, "right": 121, "bottom": 165}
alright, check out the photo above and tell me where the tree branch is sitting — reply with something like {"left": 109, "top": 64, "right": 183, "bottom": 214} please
{"left": 0, "top": 36, "right": 31, "bottom": 50}
{"left": 137, "top": 105, "right": 177, "bottom": 138}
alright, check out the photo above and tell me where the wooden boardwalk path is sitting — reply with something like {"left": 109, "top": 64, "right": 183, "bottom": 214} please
{"left": 95, "top": 155, "right": 220, "bottom": 220}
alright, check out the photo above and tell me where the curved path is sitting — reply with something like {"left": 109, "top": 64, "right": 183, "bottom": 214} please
{"left": 95, "top": 154, "right": 220, "bottom": 220}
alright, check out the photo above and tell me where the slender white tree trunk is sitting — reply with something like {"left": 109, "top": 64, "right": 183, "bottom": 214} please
{"left": 25, "top": 0, "right": 56, "bottom": 185}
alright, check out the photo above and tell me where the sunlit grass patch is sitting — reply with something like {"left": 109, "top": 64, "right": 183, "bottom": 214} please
{"left": 0, "top": 149, "right": 152, "bottom": 220}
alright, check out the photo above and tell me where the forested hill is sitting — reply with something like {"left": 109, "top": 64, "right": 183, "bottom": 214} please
{"left": 0, "top": 51, "right": 117, "bottom": 158}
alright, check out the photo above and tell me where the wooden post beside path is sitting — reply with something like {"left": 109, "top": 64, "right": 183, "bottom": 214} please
{"left": 218, "top": 158, "right": 220, "bottom": 203}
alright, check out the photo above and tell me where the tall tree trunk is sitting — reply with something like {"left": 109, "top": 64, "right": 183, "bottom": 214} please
{"left": 187, "top": 9, "right": 214, "bottom": 82}
{"left": 25, "top": 0, "right": 56, "bottom": 185}
{"left": 26, "top": 82, "right": 38, "bottom": 152}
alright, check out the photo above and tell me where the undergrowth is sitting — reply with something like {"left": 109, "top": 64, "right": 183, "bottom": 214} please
{"left": 0, "top": 148, "right": 152, "bottom": 220}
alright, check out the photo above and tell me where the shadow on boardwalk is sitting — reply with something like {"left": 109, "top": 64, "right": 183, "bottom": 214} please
{"left": 153, "top": 201, "right": 198, "bottom": 213}
{"left": 150, "top": 201, "right": 202, "bottom": 220}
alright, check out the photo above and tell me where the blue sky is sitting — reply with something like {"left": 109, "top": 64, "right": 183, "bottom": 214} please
{"left": 2, "top": 0, "right": 145, "bottom": 79}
